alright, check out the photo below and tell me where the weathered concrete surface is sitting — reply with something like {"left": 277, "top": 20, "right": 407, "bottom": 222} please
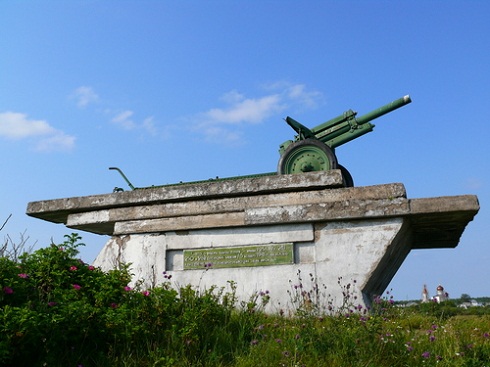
{"left": 26, "top": 170, "right": 479, "bottom": 312}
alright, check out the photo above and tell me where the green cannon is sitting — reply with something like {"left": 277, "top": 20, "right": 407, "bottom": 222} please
{"left": 110, "top": 95, "right": 412, "bottom": 191}
{"left": 277, "top": 95, "right": 412, "bottom": 186}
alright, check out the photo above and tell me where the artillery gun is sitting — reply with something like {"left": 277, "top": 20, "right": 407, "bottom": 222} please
{"left": 278, "top": 95, "right": 411, "bottom": 186}
{"left": 110, "top": 95, "right": 411, "bottom": 191}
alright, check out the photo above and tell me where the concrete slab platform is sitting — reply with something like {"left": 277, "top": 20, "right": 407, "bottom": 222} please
{"left": 26, "top": 170, "right": 479, "bottom": 312}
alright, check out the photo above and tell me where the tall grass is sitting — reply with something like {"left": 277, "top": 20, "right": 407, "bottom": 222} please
{"left": 1, "top": 234, "right": 489, "bottom": 366}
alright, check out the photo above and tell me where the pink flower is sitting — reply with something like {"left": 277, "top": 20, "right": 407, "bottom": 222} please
{"left": 124, "top": 286, "right": 132, "bottom": 292}
{"left": 18, "top": 273, "right": 29, "bottom": 279}
{"left": 142, "top": 290, "right": 150, "bottom": 297}
{"left": 69, "top": 266, "right": 78, "bottom": 271}
{"left": 110, "top": 303, "right": 118, "bottom": 309}
{"left": 72, "top": 284, "right": 81, "bottom": 290}
{"left": 88, "top": 265, "right": 95, "bottom": 271}
{"left": 3, "top": 286, "right": 13, "bottom": 295}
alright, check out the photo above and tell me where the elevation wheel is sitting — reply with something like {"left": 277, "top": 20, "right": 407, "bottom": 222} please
{"left": 278, "top": 139, "right": 338, "bottom": 175}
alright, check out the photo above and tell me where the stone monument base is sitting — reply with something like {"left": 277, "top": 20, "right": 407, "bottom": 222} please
{"left": 27, "top": 170, "right": 479, "bottom": 313}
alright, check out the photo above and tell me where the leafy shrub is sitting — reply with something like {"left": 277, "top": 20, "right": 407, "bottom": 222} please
{"left": 1, "top": 234, "right": 490, "bottom": 367}
{"left": 1, "top": 234, "right": 126, "bottom": 365}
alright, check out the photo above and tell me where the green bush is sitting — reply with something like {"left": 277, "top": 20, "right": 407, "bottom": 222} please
{"left": 1, "top": 234, "right": 490, "bottom": 367}
{"left": 0, "top": 234, "right": 135, "bottom": 365}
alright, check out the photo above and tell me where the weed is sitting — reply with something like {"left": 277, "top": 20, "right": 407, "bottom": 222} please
{"left": 1, "top": 235, "right": 490, "bottom": 366}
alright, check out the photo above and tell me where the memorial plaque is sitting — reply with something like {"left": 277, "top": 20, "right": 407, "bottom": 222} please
{"left": 183, "top": 243, "right": 294, "bottom": 270}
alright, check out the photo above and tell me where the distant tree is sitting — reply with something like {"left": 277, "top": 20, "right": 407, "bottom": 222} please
{"left": 1, "top": 214, "right": 36, "bottom": 261}
{"left": 460, "top": 293, "right": 471, "bottom": 303}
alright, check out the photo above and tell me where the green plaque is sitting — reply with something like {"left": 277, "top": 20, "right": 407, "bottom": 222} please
{"left": 183, "top": 243, "right": 294, "bottom": 270}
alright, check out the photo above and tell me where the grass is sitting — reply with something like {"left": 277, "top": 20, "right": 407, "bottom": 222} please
{"left": 1, "top": 234, "right": 490, "bottom": 366}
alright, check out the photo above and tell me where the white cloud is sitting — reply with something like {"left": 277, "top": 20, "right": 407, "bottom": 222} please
{"left": 70, "top": 86, "right": 165, "bottom": 139}
{"left": 0, "top": 111, "right": 75, "bottom": 152}
{"left": 72, "top": 86, "right": 99, "bottom": 108}
{"left": 0, "top": 112, "right": 56, "bottom": 139}
{"left": 204, "top": 94, "right": 284, "bottom": 125}
{"left": 111, "top": 110, "right": 136, "bottom": 130}
{"left": 110, "top": 111, "right": 160, "bottom": 137}
{"left": 190, "top": 83, "right": 323, "bottom": 144}
{"left": 285, "top": 84, "right": 323, "bottom": 108}
{"left": 142, "top": 116, "right": 157, "bottom": 136}
{"left": 36, "top": 132, "right": 76, "bottom": 152}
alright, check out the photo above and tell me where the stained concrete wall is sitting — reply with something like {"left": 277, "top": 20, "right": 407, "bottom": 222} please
{"left": 27, "top": 170, "right": 479, "bottom": 313}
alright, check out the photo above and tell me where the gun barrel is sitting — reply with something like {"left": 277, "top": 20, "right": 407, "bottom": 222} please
{"left": 356, "top": 95, "right": 411, "bottom": 125}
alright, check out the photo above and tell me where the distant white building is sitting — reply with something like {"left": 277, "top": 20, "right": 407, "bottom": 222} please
{"left": 433, "top": 285, "right": 448, "bottom": 303}
{"left": 421, "top": 284, "right": 449, "bottom": 303}
{"left": 459, "top": 299, "right": 482, "bottom": 308}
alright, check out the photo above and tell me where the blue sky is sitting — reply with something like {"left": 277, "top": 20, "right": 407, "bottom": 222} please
{"left": 1, "top": 1, "right": 488, "bottom": 301}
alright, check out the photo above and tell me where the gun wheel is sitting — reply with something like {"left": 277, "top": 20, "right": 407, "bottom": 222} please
{"left": 278, "top": 139, "right": 338, "bottom": 175}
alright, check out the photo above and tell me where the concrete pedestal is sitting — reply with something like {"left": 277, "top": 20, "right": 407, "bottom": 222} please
{"left": 27, "top": 170, "right": 479, "bottom": 313}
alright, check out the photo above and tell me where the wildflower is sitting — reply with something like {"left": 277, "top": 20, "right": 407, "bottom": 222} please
{"left": 87, "top": 265, "right": 95, "bottom": 271}
{"left": 3, "top": 286, "right": 13, "bottom": 295}
{"left": 429, "top": 335, "right": 436, "bottom": 342}
{"left": 405, "top": 342, "right": 414, "bottom": 352}
{"left": 110, "top": 303, "right": 118, "bottom": 309}
{"left": 421, "top": 351, "right": 430, "bottom": 359}
{"left": 484, "top": 332, "right": 490, "bottom": 339}
{"left": 72, "top": 284, "right": 81, "bottom": 290}
{"left": 275, "top": 338, "right": 282, "bottom": 344}
{"left": 18, "top": 273, "right": 29, "bottom": 279}
{"left": 69, "top": 266, "right": 78, "bottom": 271}
{"left": 250, "top": 339, "right": 258, "bottom": 346}
{"left": 124, "top": 286, "right": 132, "bottom": 292}
{"left": 142, "top": 290, "right": 150, "bottom": 296}
{"left": 48, "top": 302, "right": 57, "bottom": 307}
